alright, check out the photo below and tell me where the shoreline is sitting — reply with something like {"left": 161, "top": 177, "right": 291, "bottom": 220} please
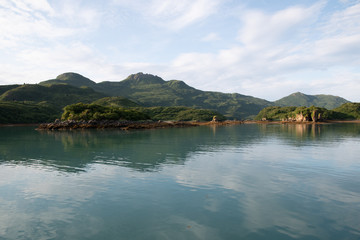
{"left": 36, "top": 120, "right": 245, "bottom": 131}
{"left": 243, "top": 119, "right": 360, "bottom": 124}
{"left": 1, "top": 119, "right": 359, "bottom": 129}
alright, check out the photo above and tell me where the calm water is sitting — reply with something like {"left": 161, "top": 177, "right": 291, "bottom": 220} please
{"left": 0, "top": 123, "right": 360, "bottom": 240}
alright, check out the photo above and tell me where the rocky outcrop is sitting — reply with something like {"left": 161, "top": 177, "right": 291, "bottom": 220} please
{"left": 281, "top": 110, "right": 323, "bottom": 123}
{"left": 312, "top": 110, "right": 323, "bottom": 122}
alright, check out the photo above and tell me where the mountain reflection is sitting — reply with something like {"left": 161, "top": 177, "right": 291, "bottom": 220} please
{"left": 1, "top": 123, "right": 359, "bottom": 173}
{"left": 0, "top": 125, "right": 260, "bottom": 172}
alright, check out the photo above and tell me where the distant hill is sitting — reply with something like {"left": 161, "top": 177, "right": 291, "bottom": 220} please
{"left": 0, "top": 72, "right": 355, "bottom": 124}
{"left": 0, "top": 101, "right": 58, "bottom": 123}
{"left": 40, "top": 72, "right": 272, "bottom": 119}
{"left": 0, "top": 85, "right": 21, "bottom": 95}
{"left": 274, "top": 92, "right": 349, "bottom": 109}
{"left": 40, "top": 72, "right": 97, "bottom": 89}
{"left": 0, "top": 84, "right": 106, "bottom": 110}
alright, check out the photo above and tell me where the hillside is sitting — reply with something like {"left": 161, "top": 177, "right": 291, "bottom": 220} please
{"left": 0, "top": 83, "right": 107, "bottom": 123}
{"left": 40, "top": 72, "right": 97, "bottom": 88}
{"left": 92, "top": 96, "right": 141, "bottom": 108}
{"left": 0, "top": 101, "right": 58, "bottom": 123}
{"left": 274, "top": 92, "right": 349, "bottom": 109}
{"left": 40, "top": 72, "right": 272, "bottom": 119}
{"left": 0, "top": 72, "right": 355, "bottom": 123}
{"left": 333, "top": 103, "right": 360, "bottom": 119}
{"left": 0, "top": 84, "right": 106, "bottom": 110}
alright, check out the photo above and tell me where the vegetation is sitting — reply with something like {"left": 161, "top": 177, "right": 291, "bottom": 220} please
{"left": 0, "top": 84, "right": 106, "bottom": 111}
{"left": 135, "top": 106, "right": 226, "bottom": 121}
{"left": 274, "top": 92, "right": 349, "bottom": 109}
{"left": 255, "top": 106, "right": 297, "bottom": 121}
{"left": 92, "top": 96, "right": 141, "bottom": 108}
{"left": 255, "top": 103, "right": 360, "bottom": 121}
{"left": 0, "top": 85, "right": 20, "bottom": 95}
{"left": 0, "top": 72, "right": 356, "bottom": 124}
{"left": 39, "top": 72, "right": 272, "bottom": 119}
{"left": 40, "top": 72, "right": 98, "bottom": 88}
{"left": 0, "top": 101, "right": 58, "bottom": 124}
{"left": 333, "top": 103, "right": 360, "bottom": 119}
{"left": 61, "top": 103, "right": 150, "bottom": 121}
{"left": 61, "top": 103, "right": 225, "bottom": 122}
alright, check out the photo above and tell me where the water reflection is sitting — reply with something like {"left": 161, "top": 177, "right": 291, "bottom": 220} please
{"left": 1, "top": 123, "right": 360, "bottom": 172}
{"left": 0, "top": 125, "right": 262, "bottom": 172}
{"left": 0, "top": 124, "right": 360, "bottom": 239}
{"left": 258, "top": 123, "right": 360, "bottom": 146}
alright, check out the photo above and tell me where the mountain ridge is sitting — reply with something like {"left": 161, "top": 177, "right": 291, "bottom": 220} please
{"left": 0, "top": 72, "right": 353, "bottom": 122}
{"left": 274, "top": 91, "right": 349, "bottom": 109}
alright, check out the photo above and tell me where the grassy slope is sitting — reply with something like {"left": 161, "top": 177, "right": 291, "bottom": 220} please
{"left": 274, "top": 92, "right": 349, "bottom": 109}
{"left": 333, "top": 103, "right": 360, "bottom": 119}
{"left": 92, "top": 96, "right": 141, "bottom": 108}
{"left": 0, "top": 84, "right": 107, "bottom": 123}
{"left": 0, "top": 101, "right": 58, "bottom": 124}
{"left": 40, "top": 72, "right": 98, "bottom": 88}
{"left": 95, "top": 73, "right": 271, "bottom": 119}
{"left": 0, "top": 84, "right": 106, "bottom": 111}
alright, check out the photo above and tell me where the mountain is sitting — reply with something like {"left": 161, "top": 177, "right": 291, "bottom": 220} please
{"left": 0, "top": 85, "right": 21, "bottom": 95}
{"left": 0, "top": 101, "right": 58, "bottom": 124}
{"left": 274, "top": 92, "right": 349, "bottom": 109}
{"left": 75, "top": 72, "right": 272, "bottom": 119}
{"left": 40, "top": 72, "right": 97, "bottom": 89}
{"left": 0, "top": 84, "right": 106, "bottom": 110}
{"left": 1, "top": 72, "right": 354, "bottom": 124}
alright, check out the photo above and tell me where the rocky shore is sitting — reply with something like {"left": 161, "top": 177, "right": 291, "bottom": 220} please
{"left": 37, "top": 120, "right": 203, "bottom": 130}
{"left": 36, "top": 119, "right": 245, "bottom": 130}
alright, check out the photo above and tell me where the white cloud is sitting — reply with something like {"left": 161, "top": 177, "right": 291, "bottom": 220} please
{"left": 238, "top": 2, "right": 325, "bottom": 46}
{"left": 112, "top": 0, "right": 221, "bottom": 30}
{"left": 1, "top": 1, "right": 360, "bottom": 102}
{"left": 159, "top": 2, "right": 360, "bottom": 101}
{"left": 201, "top": 32, "right": 220, "bottom": 42}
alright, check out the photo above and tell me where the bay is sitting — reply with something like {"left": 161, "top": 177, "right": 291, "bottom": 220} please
{"left": 0, "top": 123, "right": 360, "bottom": 240}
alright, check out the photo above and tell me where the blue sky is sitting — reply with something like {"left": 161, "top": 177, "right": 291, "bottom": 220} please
{"left": 1, "top": 0, "right": 360, "bottom": 101}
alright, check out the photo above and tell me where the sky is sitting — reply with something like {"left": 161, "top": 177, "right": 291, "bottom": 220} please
{"left": 0, "top": 0, "right": 360, "bottom": 101}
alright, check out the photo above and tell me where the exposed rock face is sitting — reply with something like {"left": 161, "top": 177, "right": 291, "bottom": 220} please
{"left": 312, "top": 110, "right": 323, "bottom": 122}
{"left": 296, "top": 113, "right": 310, "bottom": 122}
{"left": 281, "top": 111, "right": 323, "bottom": 123}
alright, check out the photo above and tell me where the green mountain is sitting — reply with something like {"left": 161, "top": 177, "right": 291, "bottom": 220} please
{"left": 0, "top": 83, "right": 107, "bottom": 123}
{"left": 64, "top": 72, "right": 271, "bottom": 119}
{"left": 274, "top": 92, "right": 349, "bottom": 109}
{"left": 0, "top": 84, "right": 106, "bottom": 110}
{"left": 0, "top": 101, "right": 58, "bottom": 124}
{"left": 0, "top": 85, "right": 21, "bottom": 95}
{"left": 0, "top": 72, "right": 354, "bottom": 124}
{"left": 40, "top": 72, "right": 97, "bottom": 88}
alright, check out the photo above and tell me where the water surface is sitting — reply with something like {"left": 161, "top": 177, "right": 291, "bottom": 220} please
{"left": 0, "top": 123, "right": 359, "bottom": 240}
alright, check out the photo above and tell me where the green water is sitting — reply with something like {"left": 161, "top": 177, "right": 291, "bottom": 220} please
{"left": 0, "top": 124, "right": 359, "bottom": 240}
